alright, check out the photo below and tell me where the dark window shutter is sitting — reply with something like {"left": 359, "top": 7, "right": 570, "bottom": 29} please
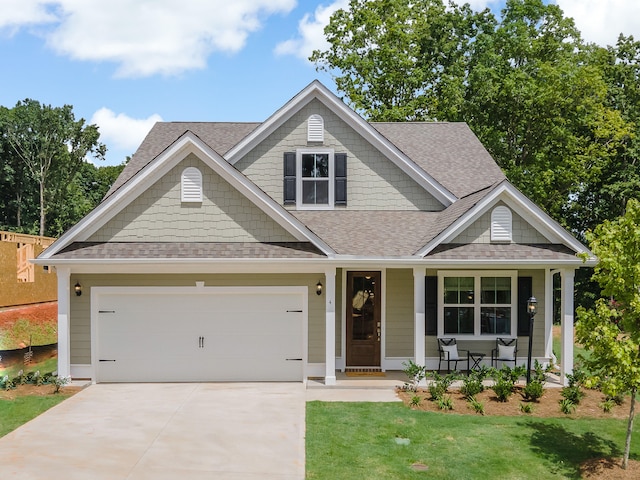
{"left": 335, "top": 153, "right": 347, "bottom": 205}
{"left": 283, "top": 152, "right": 296, "bottom": 205}
{"left": 425, "top": 276, "right": 437, "bottom": 336}
{"left": 518, "top": 277, "right": 533, "bottom": 336}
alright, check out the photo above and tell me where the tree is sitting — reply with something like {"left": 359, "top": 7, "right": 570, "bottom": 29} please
{"left": 311, "top": 0, "right": 493, "bottom": 121}
{"left": 575, "top": 198, "right": 640, "bottom": 469}
{"left": 4, "top": 99, "right": 106, "bottom": 236}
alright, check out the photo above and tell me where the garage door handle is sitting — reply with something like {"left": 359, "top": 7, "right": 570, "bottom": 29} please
{"left": 286, "top": 358, "right": 302, "bottom": 361}
{"left": 286, "top": 310, "right": 303, "bottom": 313}
{"left": 99, "top": 359, "right": 116, "bottom": 362}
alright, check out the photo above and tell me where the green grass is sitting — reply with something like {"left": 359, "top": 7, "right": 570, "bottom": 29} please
{"left": 0, "top": 357, "right": 58, "bottom": 379}
{"left": 553, "top": 331, "right": 592, "bottom": 367}
{"left": 0, "top": 394, "right": 69, "bottom": 438}
{"left": 306, "top": 402, "right": 639, "bottom": 479}
{"left": 0, "top": 317, "right": 57, "bottom": 350}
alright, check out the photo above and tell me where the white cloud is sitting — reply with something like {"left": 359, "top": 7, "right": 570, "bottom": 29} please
{"left": 91, "top": 108, "right": 161, "bottom": 154}
{"left": 275, "top": 0, "right": 348, "bottom": 60}
{"left": 2, "top": 0, "right": 296, "bottom": 77}
{"left": 0, "top": 0, "right": 56, "bottom": 31}
{"left": 557, "top": 0, "right": 640, "bottom": 47}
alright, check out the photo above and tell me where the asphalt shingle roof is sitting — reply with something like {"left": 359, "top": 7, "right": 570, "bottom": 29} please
{"left": 54, "top": 242, "right": 325, "bottom": 259}
{"left": 425, "top": 243, "right": 578, "bottom": 261}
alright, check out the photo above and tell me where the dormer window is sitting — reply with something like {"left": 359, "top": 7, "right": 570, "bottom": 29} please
{"left": 181, "top": 167, "right": 202, "bottom": 202}
{"left": 283, "top": 149, "right": 347, "bottom": 209}
{"left": 307, "top": 114, "right": 324, "bottom": 143}
{"left": 491, "top": 206, "right": 512, "bottom": 242}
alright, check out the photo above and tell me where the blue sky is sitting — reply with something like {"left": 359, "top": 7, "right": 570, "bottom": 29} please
{"left": 1, "top": 0, "right": 637, "bottom": 166}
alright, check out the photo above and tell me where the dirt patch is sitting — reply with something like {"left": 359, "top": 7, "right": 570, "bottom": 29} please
{"left": 0, "top": 302, "right": 57, "bottom": 330}
{"left": 0, "top": 383, "right": 84, "bottom": 400}
{"left": 580, "top": 458, "right": 640, "bottom": 479}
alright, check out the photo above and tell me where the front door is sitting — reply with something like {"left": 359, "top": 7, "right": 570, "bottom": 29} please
{"left": 346, "top": 271, "right": 381, "bottom": 367}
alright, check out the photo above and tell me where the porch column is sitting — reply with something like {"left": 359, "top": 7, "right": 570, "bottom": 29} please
{"left": 56, "top": 267, "right": 71, "bottom": 378}
{"left": 413, "top": 267, "right": 426, "bottom": 374}
{"left": 544, "top": 269, "right": 555, "bottom": 363}
{"left": 324, "top": 268, "right": 337, "bottom": 386}
{"left": 560, "top": 268, "right": 575, "bottom": 386}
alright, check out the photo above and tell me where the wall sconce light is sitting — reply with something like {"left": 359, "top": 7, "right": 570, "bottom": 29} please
{"left": 74, "top": 282, "right": 82, "bottom": 296}
{"left": 316, "top": 281, "right": 323, "bottom": 296}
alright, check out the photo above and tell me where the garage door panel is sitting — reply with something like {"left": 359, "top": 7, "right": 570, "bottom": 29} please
{"left": 96, "top": 289, "right": 304, "bottom": 382}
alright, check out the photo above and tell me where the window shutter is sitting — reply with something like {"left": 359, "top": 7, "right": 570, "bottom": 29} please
{"left": 335, "top": 152, "right": 347, "bottom": 206}
{"left": 491, "top": 206, "right": 513, "bottom": 242}
{"left": 425, "top": 276, "right": 437, "bottom": 336}
{"left": 307, "top": 114, "right": 324, "bottom": 142}
{"left": 283, "top": 152, "right": 296, "bottom": 205}
{"left": 517, "top": 277, "right": 533, "bottom": 336}
{"left": 181, "top": 167, "right": 202, "bottom": 202}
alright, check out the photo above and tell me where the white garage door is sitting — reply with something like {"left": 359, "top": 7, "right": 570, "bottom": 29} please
{"left": 95, "top": 287, "right": 305, "bottom": 382}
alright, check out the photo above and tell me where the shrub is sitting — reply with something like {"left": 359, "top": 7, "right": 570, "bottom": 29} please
{"left": 561, "top": 385, "right": 585, "bottom": 404}
{"left": 492, "top": 379, "right": 514, "bottom": 402}
{"left": 490, "top": 366, "right": 522, "bottom": 402}
{"left": 428, "top": 372, "right": 458, "bottom": 401}
{"left": 522, "top": 380, "right": 545, "bottom": 402}
{"left": 52, "top": 375, "right": 71, "bottom": 394}
{"left": 560, "top": 398, "right": 576, "bottom": 415}
{"left": 468, "top": 396, "right": 485, "bottom": 415}
{"left": 519, "top": 402, "right": 534, "bottom": 414}
{"left": 460, "top": 377, "right": 484, "bottom": 399}
{"left": 600, "top": 399, "right": 615, "bottom": 413}
{"left": 402, "top": 360, "right": 426, "bottom": 392}
{"left": 410, "top": 395, "right": 421, "bottom": 407}
{"left": 1, "top": 375, "right": 14, "bottom": 391}
{"left": 437, "top": 395, "right": 454, "bottom": 411}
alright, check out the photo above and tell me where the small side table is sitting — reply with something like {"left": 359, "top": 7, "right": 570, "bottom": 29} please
{"left": 468, "top": 352, "right": 486, "bottom": 374}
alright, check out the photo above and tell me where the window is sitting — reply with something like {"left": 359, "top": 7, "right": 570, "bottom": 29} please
{"left": 181, "top": 167, "right": 202, "bottom": 202}
{"left": 283, "top": 150, "right": 347, "bottom": 208}
{"left": 301, "top": 152, "right": 330, "bottom": 206}
{"left": 438, "top": 271, "right": 517, "bottom": 337}
{"left": 491, "top": 206, "right": 512, "bottom": 242}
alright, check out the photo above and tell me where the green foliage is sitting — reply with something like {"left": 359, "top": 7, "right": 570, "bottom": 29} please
{"left": 600, "top": 399, "right": 616, "bottom": 414}
{"left": 519, "top": 402, "right": 534, "bottom": 414}
{"left": 490, "top": 366, "right": 523, "bottom": 402}
{"left": 559, "top": 398, "right": 577, "bottom": 415}
{"left": 576, "top": 198, "right": 640, "bottom": 468}
{"left": 522, "top": 381, "right": 545, "bottom": 402}
{"left": 436, "top": 394, "right": 453, "bottom": 411}
{"left": 401, "top": 360, "right": 426, "bottom": 392}
{"left": 561, "top": 386, "right": 585, "bottom": 405}
{"left": 460, "top": 368, "right": 488, "bottom": 399}
{"left": 427, "top": 371, "right": 458, "bottom": 401}
{"left": 467, "top": 396, "right": 485, "bottom": 415}
{"left": 409, "top": 395, "right": 421, "bottom": 407}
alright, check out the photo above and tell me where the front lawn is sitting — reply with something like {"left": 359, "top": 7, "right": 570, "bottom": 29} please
{"left": 306, "top": 401, "right": 640, "bottom": 479}
{"left": 0, "top": 394, "right": 70, "bottom": 437}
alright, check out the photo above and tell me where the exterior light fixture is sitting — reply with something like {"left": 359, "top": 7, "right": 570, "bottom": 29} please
{"left": 316, "top": 281, "right": 323, "bottom": 296}
{"left": 74, "top": 282, "right": 82, "bottom": 296}
{"left": 526, "top": 296, "right": 538, "bottom": 384}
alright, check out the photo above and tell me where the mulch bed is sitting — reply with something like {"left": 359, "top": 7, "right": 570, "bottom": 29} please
{"left": 0, "top": 384, "right": 84, "bottom": 400}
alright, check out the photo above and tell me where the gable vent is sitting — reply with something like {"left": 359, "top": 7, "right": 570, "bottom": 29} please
{"left": 491, "top": 206, "right": 512, "bottom": 242}
{"left": 307, "top": 114, "right": 324, "bottom": 143}
{"left": 181, "top": 167, "right": 202, "bottom": 202}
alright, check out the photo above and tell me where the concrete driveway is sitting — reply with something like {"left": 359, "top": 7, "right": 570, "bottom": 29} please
{"left": 0, "top": 383, "right": 305, "bottom": 479}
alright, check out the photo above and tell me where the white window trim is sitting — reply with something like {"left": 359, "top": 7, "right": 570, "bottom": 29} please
{"left": 296, "top": 148, "right": 334, "bottom": 210}
{"left": 437, "top": 270, "right": 517, "bottom": 339}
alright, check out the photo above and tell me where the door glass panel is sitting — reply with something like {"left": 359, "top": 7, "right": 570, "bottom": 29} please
{"left": 351, "top": 275, "right": 376, "bottom": 340}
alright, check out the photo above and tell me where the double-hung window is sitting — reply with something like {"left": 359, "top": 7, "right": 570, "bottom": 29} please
{"left": 297, "top": 149, "right": 334, "bottom": 209}
{"left": 438, "top": 271, "right": 517, "bottom": 338}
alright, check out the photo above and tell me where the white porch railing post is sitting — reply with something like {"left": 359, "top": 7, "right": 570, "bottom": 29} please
{"left": 560, "top": 268, "right": 575, "bottom": 386}
{"left": 413, "top": 267, "right": 426, "bottom": 383}
{"left": 56, "top": 267, "right": 71, "bottom": 378}
{"left": 544, "top": 269, "right": 555, "bottom": 364}
{"left": 324, "top": 268, "right": 337, "bottom": 386}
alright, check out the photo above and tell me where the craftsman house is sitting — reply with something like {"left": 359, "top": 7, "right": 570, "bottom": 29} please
{"left": 35, "top": 81, "right": 594, "bottom": 385}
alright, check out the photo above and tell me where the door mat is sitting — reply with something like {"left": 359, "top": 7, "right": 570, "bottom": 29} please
{"left": 345, "top": 371, "right": 386, "bottom": 377}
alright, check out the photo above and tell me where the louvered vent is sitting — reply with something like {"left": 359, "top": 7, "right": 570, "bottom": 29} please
{"left": 181, "top": 167, "right": 202, "bottom": 202}
{"left": 307, "top": 114, "right": 324, "bottom": 142}
{"left": 491, "top": 206, "right": 512, "bottom": 242}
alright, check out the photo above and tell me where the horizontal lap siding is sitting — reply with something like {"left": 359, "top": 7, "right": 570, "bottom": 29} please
{"left": 69, "top": 273, "right": 324, "bottom": 365}
{"left": 385, "top": 269, "right": 414, "bottom": 357}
